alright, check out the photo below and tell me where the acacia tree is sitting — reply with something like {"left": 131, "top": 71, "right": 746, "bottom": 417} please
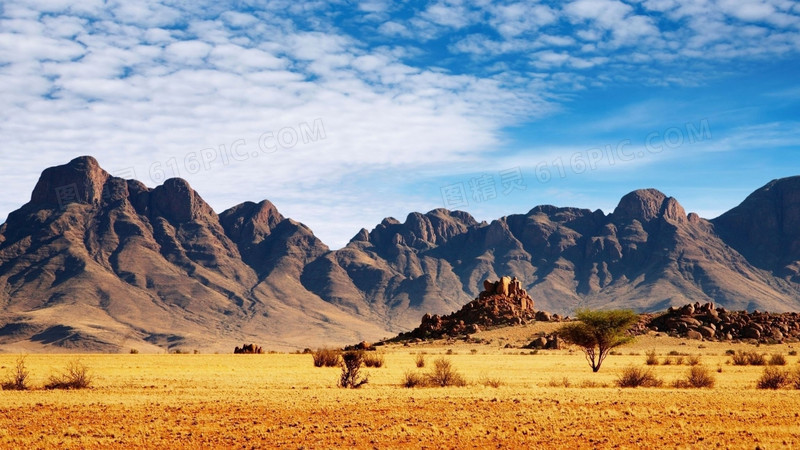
{"left": 559, "top": 309, "right": 638, "bottom": 372}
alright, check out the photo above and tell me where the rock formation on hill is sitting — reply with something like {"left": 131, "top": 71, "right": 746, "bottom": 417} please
{"left": 394, "top": 276, "right": 539, "bottom": 340}
{"left": 2, "top": 156, "right": 800, "bottom": 352}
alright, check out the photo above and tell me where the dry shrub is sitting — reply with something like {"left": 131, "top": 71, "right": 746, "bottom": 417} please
{"left": 415, "top": 353, "right": 426, "bottom": 368}
{"left": 769, "top": 354, "right": 787, "bottom": 366}
{"left": 45, "top": 360, "right": 92, "bottom": 390}
{"left": 748, "top": 352, "right": 767, "bottom": 366}
{"left": 338, "top": 351, "right": 368, "bottom": 389}
{"left": 756, "top": 367, "right": 789, "bottom": 390}
{"left": 579, "top": 379, "right": 608, "bottom": 388}
{"left": 312, "top": 348, "right": 341, "bottom": 367}
{"left": 686, "top": 355, "right": 701, "bottom": 366}
{"left": 792, "top": 369, "right": 800, "bottom": 390}
{"left": 1, "top": 356, "right": 30, "bottom": 391}
{"left": 673, "top": 366, "right": 715, "bottom": 388}
{"left": 401, "top": 371, "right": 426, "bottom": 388}
{"left": 479, "top": 377, "right": 503, "bottom": 388}
{"left": 645, "top": 349, "right": 659, "bottom": 366}
{"left": 547, "top": 377, "right": 571, "bottom": 388}
{"left": 731, "top": 351, "right": 749, "bottom": 366}
{"left": 674, "top": 356, "right": 684, "bottom": 366}
{"left": 426, "top": 357, "right": 466, "bottom": 387}
{"left": 616, "top": 366, "right": 663, "bottom": 388}
{"left": 788, "top": 350, "right": 798, "bottom": 356}
{"left": 362, "top": 352, "right": 385, "bottom": 368}
{"left": 661, "top": 358, "right": 672, "bottom": 366}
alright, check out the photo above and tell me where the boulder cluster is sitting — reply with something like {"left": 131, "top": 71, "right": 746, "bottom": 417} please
{"left": 397, "top": 276, "right": 546, "bottom": 340}
{"left": 234, "top": 343, "right": 263, "bottom": 354}
{"left": 648, "top": 302, "right": 800, "bottom": 343}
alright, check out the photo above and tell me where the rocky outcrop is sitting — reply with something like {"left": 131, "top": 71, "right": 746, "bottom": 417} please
{"left": 234, "top": 343, "right": 264, "bottom": 354}
{"left": 648, "top": 302, "right": 800, "bottom": 343}
{"left": 394, "top": 276, "right": 540, "bottom": 340}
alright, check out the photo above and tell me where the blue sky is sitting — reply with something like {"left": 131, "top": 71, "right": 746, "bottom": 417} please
{"left": 1, "top": 0, "right": 799, "bottom": 248}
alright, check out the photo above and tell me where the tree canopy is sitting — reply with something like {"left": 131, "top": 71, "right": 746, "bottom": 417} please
{"left": 559, "top": 309, "right": 638, "bottom": 372}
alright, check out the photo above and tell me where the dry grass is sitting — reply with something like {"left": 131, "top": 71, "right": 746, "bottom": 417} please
{"left": 0, "top": 339, "right": 799, "bottom": 448}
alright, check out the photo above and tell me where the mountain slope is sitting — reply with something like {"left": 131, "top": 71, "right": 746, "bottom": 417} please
{"left": 0, "top": 157, "right": 384, "bottom": 352}
{"left": 2, "top": 158, "right": 800, "bottom": 352}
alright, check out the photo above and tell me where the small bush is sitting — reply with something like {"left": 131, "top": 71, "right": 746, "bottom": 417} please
{"left": 479, "top": 377, "right": 503, "bottom": 388}
{"left": 45, "top": 360, "right": 92, "bottom": 390}
{"left": 748, "top": 352, "right": 766, "bottom": 366}
{"left": 362, "top": 352, "right": 385, "bottom": 368}
{"left": 312, "top": 348, "right": 341, "bottom": 367}
{"left": 338, "top": 351, "right": 368, "bottom": 389}
{"left": 1, "top": 356, "right": 30, "bottom": 391}
{"left": 415, "top": 353, "right": 426, "bottom": 368}
{"left": 673, "top": 366, "right": 715, "bottom": 388}
{"left": 547, "top": 377, "right": 571, "bottom": 388}
{"left": 725, "top": 349, "right": 736, "bottom": 356}
{"left": 769, "top": 354, "right": 787, "bottom": 366}
{"left": 792, "top": 370, "right": 800, "bottom": 390}
{"left": 757, "top": 367, "right": 789, "bottom": 390}
{"left": 788, "top": 350, "right": 797, "bottom": 356}
{"left": 686, "top": 355, "right": 701, "bottom": 366}
{"left": 616, "top": 366, "right": 663, "bottom": 388}
{"left": 129, "top": 348, "right": 139, "bottom": 354}
{"left": 426, "top": 357, "right": 466, "bottom": 387}
{"left": 668, "top": 350, "right": 682, "bottom": 356}
{"left": 401, "top": 371, "right": 426, "bottom": 388}
{"left": 674, "top": 356, "right": 684, "bottom": 366}
{"left": 445, "top": 349, "right": 454, "bottom": 355}
{"left": 661, "top": 358, "right": 672, "bottom": 366}
{"left": 731, "top": 351, "right": 749, "bottom": 366}
{"left": 645, "top": 349, "right": 659, "bottom": 366}
{"left": 579, "top": 380, "right": 608, "bottom": 388}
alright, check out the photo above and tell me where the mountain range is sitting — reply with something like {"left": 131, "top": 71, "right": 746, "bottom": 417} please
{"left": 1, "top": 156, "right": 799, "bottom": 352}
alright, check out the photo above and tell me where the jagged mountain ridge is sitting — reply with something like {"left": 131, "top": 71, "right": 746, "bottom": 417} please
{"left": 1, "top": 156, "right": 800, "bottom": 352}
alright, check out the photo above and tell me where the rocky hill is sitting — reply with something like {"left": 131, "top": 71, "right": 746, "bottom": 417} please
{"left": 2, "top": 156, "right": 800, "bottom": 352}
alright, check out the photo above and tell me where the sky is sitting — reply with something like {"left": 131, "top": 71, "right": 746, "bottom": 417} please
{"left": 1, "top": 0, "right": 799, "bottom": 249}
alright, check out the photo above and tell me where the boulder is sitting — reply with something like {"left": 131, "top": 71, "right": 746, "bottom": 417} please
{"left": 686, "top": 329, "right": 703, "bottom": 340}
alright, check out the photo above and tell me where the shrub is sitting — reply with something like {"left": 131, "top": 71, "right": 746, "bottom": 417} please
{"left": 792, "top": 369, "right": 800, "bottom": 390}
{"left": 547, "top": 377, "right": 571, "bottom": 388}
{"left": 1, "top": 356, "right": 30, "bottom": 391}
{"left": 686, "top": 355, "right": 701, "bottom": 366}
{"left": 479, "top": 377, "right": 503, "bottom": 388}
{"left": 616, "top": 366, "right": 663, "bottom": 388}
{"left": 426, "top": 357, "right": 466, "bottom": 387}
{"left": 401, "top": 371, "right": 426, "bottom": 388}
{"left": 748, "top": 352, "right": 767, "bottom": 366}
{"left": 362, "top": 352, "right": 385, "bottom": 368}
{"left": 788, "top": 350, "right": 797, "bottom": 356}
{"left": 645, "top": 349, "right": 659, "bottom": 366}
{"left": 415, "top": 353, "right": 426, "bottom": 368}
{"left": 673, "top": 366, "right": 715, "bottom": 388}
{"left": 312, "top": 348, "right": 341, "bottom": 367}
{"left": 731, "top": 351, "right": 749, "bottom": 366}
{"left": 674, "top": 356, "right": 684, "bottom": 366}
{"left": 769, "top": 354, "right": 787, "bottom": 366}
{"left": 338, "top": 351, "right": 368, "bottom": 389}
{"left": 579, "top": 380, "right": 608, "bottom": 388}
{"left": 661, "top": 358, "right": 672, "bottom": 366}
{"left": 45, "top": 360, "right": 92, "bottom": 390}
{"left": 725, "top": 349, "right": 736, "bottom": 356}
{"left": 129, "top": 348, "right": 139, "bottom": 354}
{"left": 757, "top": 367, "right": 789, "bottom": 390}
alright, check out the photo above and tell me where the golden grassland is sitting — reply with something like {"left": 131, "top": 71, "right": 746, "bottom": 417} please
{"left": 1, "top": 334, "right": 800, "bottom": 449}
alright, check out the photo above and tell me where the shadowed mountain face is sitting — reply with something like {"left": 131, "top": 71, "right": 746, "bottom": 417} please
{"left": 2, "top": 157, "right": 800, "bottom": 352}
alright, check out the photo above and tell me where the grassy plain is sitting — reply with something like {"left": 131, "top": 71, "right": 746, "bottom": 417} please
{"left": 1, "top": 331, "right": 800, "bottom": 448}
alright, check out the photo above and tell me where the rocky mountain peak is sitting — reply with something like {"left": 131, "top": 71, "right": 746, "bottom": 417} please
{"left": 30, "top": 155, "right": 110, "bottom": 207}
{"left": 150, "top": 177, "right": 215, "bottom": 223}
{"left": 613, "top": 188, "right": 686, "bottom": 224}
{"left": 220, "top": 200, "right": 284, "bottom": 244}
